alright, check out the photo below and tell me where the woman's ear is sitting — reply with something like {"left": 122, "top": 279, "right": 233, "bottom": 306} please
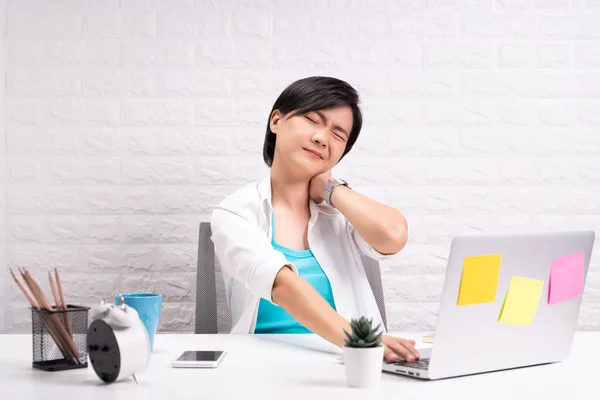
{"left": 270, "top": 110, "right": 281, "bottom": 134}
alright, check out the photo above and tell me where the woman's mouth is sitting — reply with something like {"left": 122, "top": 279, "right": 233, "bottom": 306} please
{"left": 303, "top": 148, "right": 322, "bottom": 159}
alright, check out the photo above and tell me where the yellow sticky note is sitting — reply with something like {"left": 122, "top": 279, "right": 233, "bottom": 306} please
{"left": 457, "top": 254, "right": 501, "bottom": 306}
{"left": 498, "top": 276, "right": 544, "bottom": 326}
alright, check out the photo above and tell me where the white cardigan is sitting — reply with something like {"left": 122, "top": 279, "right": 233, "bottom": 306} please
{"left": 210, "top": 175, "right": 403, "bottom": 334}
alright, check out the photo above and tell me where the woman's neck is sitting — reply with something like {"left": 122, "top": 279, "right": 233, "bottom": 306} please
{"left": 270, "top": 164, "right": 311, "bottom": 215}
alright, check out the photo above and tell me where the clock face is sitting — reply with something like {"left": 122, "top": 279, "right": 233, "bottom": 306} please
{"left": 88, "top": 319, "right": 121, "bottom": 383}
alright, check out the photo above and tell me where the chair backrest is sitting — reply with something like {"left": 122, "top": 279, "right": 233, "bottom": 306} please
{"left": 195, "top": 222, "right": 388, "bottom": 334}
{"left": 361, "top": 256, "right": 388, "bottom": 330}
{"left": 195, "top": 222, "right": 232, "bottom": 334}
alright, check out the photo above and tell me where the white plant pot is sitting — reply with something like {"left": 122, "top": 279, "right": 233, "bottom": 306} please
{"left": 342, "top": 345, "right": 384, "bottom": 388}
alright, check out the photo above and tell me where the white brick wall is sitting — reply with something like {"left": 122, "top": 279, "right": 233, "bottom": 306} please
{"left": 1, "top": 0, "right": 599, "bottom": 333}
{"left": 1, "top": 0, "right": 7, "bottom": 333}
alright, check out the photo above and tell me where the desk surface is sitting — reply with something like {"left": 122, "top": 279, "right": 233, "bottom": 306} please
{"left": 0, "top": 331, "right": 598, "bottom": 400}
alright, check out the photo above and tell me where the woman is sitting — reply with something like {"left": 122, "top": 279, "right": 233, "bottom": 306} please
{"left": 210, "top": 76, "right": 419, "bottom": 363}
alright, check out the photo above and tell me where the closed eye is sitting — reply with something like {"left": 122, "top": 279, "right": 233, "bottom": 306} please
{"left": 305, "top": 116, "right": 317, "bottom": 124}
{"left": 333, "top": 131, "right": 347, "bottom": 142}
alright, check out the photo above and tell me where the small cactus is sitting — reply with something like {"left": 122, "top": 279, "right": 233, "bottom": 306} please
{"left": 343, "top": 316, "right": 382, "bottom": 348}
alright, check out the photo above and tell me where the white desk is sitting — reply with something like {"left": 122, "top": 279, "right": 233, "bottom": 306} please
{"left": 0, "top": 332, "right": 598, "bottom": 400}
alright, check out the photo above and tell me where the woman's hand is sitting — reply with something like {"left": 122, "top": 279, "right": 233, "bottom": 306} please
{"left": 381, "top": 334, "right": 420, "bottom": 362}
{"left": 309, "top": 170, "right": 331, "bottom": 203}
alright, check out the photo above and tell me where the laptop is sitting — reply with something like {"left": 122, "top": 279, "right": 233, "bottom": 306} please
{"left": 383, "top": 230, "right": 596, "bottom": 380}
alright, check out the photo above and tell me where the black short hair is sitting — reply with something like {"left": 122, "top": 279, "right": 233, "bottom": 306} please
{"left": 262, "top": 76, "right": 363, "bottom": 167}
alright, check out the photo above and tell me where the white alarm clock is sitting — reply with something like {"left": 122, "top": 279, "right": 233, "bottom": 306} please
{"left": 87, "top": 299, "right": 151, "bottom": 384}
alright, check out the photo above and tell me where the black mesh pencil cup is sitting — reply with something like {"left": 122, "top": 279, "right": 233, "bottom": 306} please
{"left": 31, "top": 305, "right": 90, "bottom": 371}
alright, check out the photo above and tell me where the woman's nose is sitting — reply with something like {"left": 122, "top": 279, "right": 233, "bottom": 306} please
{"left": 311, "top": 130, "right": 328, "bottom": 146}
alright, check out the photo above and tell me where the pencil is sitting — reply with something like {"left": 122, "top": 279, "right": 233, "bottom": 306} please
{"left": 49, "top": 272, "right": 61, "bottom": 310}
{"left": 54, "top": 268, "right": 73, "bottom": 338}
{"left": 49, "top": 271, "right": 73, "bottom": 340}
{"left": 9, "top": 268, "right": 39, "bottom": 309}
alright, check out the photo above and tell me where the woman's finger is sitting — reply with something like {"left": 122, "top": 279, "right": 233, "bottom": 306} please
{"left": 383, "top": 346, "right": 400, "bottom": 362}
{"left": 397, "top": 338, "right": 420, "bottom": 359}
{"left": 386, "top": 339, "right": 416, "bottom": 362}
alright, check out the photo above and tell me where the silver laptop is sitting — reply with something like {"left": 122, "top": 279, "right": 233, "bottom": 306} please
{"left": 383, "top": 230, "right": 596, "bottom": 380}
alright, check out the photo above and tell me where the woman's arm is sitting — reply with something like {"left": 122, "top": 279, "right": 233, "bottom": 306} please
{"left": 211, "top": 206, "right": 299, "bottom": 303}
{"left": 272, "top": 267, "right": 419, "bottom": 362}
{"left": 331, "top": 185, "right": 408, "bottom": 255}
{"left": 310, "top": 172, "right": 408, "bottom": 255}
{"left": 272, "top": 266, "right": 351, "bottom": 347}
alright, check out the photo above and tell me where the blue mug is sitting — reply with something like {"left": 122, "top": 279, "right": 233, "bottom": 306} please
{"left": 115, "top": 293, "right": 162, "bottom": 351}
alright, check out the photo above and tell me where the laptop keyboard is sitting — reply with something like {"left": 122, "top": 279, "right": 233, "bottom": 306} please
{"left": 390, "top": 358, "right": 430, "bottom": 370}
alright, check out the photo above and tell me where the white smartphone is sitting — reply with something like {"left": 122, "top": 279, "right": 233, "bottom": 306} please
{"left": 172, "top": 351, "right": 226, "bottom": 368}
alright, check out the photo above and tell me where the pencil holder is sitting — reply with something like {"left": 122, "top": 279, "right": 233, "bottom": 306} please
{"left": 31, "top": 305, "right": 90, "bottom": 371}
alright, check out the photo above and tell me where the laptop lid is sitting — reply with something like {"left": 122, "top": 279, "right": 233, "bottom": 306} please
{"left": 427, "top": 230, "right": 595, "bottom": 380}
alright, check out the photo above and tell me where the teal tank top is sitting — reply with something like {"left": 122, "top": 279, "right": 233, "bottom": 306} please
{"left": 254, "top": 214, "right": 337, "bottom": 334}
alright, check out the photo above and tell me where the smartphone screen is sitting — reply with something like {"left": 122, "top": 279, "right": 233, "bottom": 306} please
{"left": 176, "top": 351, "right": 224, "bottom": 362}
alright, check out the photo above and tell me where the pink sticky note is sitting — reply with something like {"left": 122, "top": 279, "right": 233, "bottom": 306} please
{"left": 548, "top": 251, "right": 585, "bottom": 305}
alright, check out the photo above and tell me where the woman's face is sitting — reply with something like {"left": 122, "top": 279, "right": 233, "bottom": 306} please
{"left": 270, "top": 106, "right": 353, "bottom": 177}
